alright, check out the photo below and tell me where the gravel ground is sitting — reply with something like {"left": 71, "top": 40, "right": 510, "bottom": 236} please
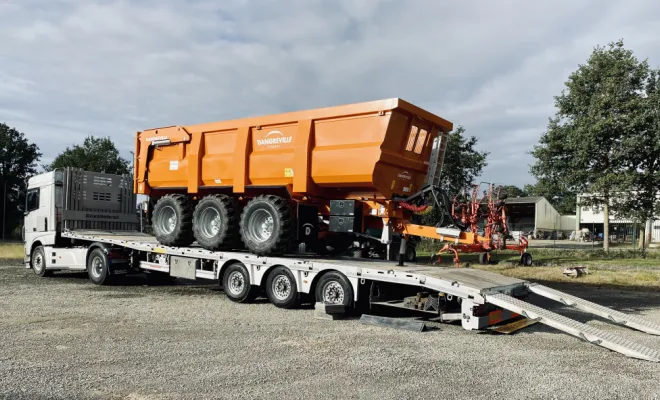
{"left": 1, "top": 264, "right": 660, "bottom": 400}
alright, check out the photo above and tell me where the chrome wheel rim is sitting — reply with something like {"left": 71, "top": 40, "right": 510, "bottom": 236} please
{"left": 90, "top": 256, "right": 103, "bottom": 278}
{"left": 33, "top": 253, "right": 44, "bottom": 273}
{"left": 227, "top": 270, "right": 245, "bottom": 296}
{"left": 247, "top": 209, "right": 274, "bottom": 242}
{"left": 158, "top": 206, "right": 177, "bottom": 235}
{"left": 199, "top": 207, "right": 221, "bottom": 239}
{"left": 322, "top": 281, "right": 344, "bottom": 304}
{"left": 271, "top": 274, "right": 292, "bottom": 301}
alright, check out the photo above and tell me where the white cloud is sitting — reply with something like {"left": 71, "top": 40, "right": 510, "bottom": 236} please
{"left": 1, "top": 0, "right": 660, "bottom": 186}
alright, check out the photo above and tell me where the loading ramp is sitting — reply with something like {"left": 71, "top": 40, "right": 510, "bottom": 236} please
{"left": 485, "top": 289, "right": 660, "bottom": 362}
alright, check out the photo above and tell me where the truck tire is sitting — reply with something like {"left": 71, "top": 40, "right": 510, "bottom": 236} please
{"left": 87, "top": 248, "right": 111, "bottom": 285}
{"left": 239, "top": 195, "right": 293, "bottom": 256}
{"left": 315, "top": 271, "right": 353, "bottom": 307}
{"left": 31, "top": 246, "right": 52, "bottom": 277}
{"left": 192, "top": 194, "right": 240, "bottom": 250}
{"left": 265, "top": 266, "right": 300, "bottom": 309}
{"left": 152, "top": 194, "right": 194, "bottom": 247}
{"left": 222, "top": 262, "right": 258, "bottom": 303}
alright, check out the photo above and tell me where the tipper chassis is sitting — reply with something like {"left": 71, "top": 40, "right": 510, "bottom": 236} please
{"left": 22, "top": 168, "right": 660, "bottom": 362}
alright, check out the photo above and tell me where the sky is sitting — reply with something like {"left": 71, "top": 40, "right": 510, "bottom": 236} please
{"left": 1, "top": 0, "right": 660, "bottom": 187}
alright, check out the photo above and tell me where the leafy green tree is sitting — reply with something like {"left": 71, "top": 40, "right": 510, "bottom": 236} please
{"left": 612, "top": 68, "right": 660, "bottom": 225}
{"left": 0, "top": 123, "right": 41, "bottom": 238}
{"left": 498, "top": 185, "right": 526, "bottom": 199}
{"left": 530, "top": 40, "right": 649, "bottom": 251}
{"left": 523, "top": 180, "right": 576, "bottom": 215}
{"left": 45, "top": 136, "right": 130, "bottom": 175}
{"left": 440, "top": 126, "right": 489, "bottom": 197}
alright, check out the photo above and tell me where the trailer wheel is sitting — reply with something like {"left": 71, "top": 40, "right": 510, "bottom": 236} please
{"left": 31, "top": 246, "right": 52, "bottom": 277}
{"left": 87, "top": 248, "right": 111, "bottom": 285}
{"left": 478, "top": 252, "right": 489, "bottom": 265}
{"left": 222, "top": 262, "right": 257, "bottom": 303}
{"left": 240, "top": 195, "right": 293, "bottom": 256}
{"left": 193, "top": 194, "right": 240, "bottom": 250}
{"left": 315, "top": 271, "right": 353, "bottom": 307}
{"left": 265, "top": 266, "right": 300, "bottom": 309}
{"left": 520, "top": 252, "right": 533, "bottom": 266}
{"left": 152, "top": 194, "right": 194, "bottom": 247}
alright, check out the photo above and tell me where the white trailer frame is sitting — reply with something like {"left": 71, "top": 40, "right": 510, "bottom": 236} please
{"left": 21, "top": 168, "right": 660, "bottom": 362}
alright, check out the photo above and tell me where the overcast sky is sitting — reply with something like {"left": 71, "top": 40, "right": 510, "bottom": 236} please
{"left": 2, "top": 0, "right": 660, "bottom": 187}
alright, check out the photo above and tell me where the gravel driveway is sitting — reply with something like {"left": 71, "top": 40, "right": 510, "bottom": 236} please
{"left": 1, "top": 264, "right": 659, "bottom": 400}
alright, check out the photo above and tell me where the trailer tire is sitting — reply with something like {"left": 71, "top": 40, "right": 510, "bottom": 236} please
{"left": 222, "top": 262, "right": 257, "bottom": 303}
{"left": 31, "top": 246, "right": 52, "bottom": 277}
{"left": 478, "top": 252, "right": 489, "bottom": 265}
{"left": 315, "top": 271, "right": 353, "bottom": 308}
{"left": 240, "top": 195, "right": 293, "bottom": 256}
{"left": 87, "top": 248, "right": 111, "bottom": 285}
{"left": 193, "top": 194, "right": 240, "bottom": 250}
{"left": 152, "top": 194, "right": 194, "bottom": 247}
{"left": 265, "top": 266, "right": 300, "bottom": 309}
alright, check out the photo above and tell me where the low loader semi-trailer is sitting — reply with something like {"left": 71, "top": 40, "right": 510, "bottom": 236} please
{"left": 20, "top": 99, "right": 660, "bottom": 361}
{"left": 21, "top": 168, "right": 660, "bottom": 362}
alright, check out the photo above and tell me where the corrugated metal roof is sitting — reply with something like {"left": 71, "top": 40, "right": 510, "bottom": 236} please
{"left": 503, "top": 196, "right": 544, "bottom": 204}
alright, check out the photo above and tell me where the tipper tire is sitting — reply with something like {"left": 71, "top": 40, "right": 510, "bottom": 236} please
{"left": 239, "top": 195, "right": 294, "bottom": 256}
{"left": 192, "top": 194, "right": 240, "bottom": 250}
{"left": 152, "top": 194, "right": 194, "bottom": 247}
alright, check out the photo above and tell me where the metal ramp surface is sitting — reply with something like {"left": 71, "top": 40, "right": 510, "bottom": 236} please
{"left": 485, "top": 293, "right": 660, "bottom": 362}
{"left": 527, "top": 283, "right": 660, "bottom": 336}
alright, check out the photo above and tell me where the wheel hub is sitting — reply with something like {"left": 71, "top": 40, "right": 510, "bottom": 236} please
{"left": 323, "top": 282, "right": 344, "bottom": 304}
{"left": 271, "top": 275, "right": 291, "bottom": 300}
{"left": 248, "top": 209, "right": 275, "bottom": 242}
{"left": 227, "top": 271, "right": 245, "bottom": 295}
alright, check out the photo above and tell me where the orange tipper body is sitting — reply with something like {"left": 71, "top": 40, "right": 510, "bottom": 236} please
{"left": 134, "top": 98, "right": 453, "bottom": 199}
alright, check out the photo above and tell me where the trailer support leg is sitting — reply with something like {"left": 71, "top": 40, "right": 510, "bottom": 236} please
{"left": 398, "top": 237, "right": 407, "bottom": 266}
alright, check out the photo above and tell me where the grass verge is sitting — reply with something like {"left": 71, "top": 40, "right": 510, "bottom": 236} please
{"left": 0, "top": 242, "right": 23, "bottom": 262}
{"left": 471, "top": 264, "right": 660, "bottom": 291}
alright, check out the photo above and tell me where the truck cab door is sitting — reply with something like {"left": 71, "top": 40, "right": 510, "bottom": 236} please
{"left": 23, "top": 185, "right": 55, "bottom": 250}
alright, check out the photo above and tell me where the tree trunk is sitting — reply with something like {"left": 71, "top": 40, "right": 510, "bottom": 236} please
{"left": 603, "top": 201, "right": 609, "bottom": 252}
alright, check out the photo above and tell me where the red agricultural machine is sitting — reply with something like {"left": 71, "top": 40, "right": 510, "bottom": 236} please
{"left": 430, "top": 183, "right": 530, "bottom": 266}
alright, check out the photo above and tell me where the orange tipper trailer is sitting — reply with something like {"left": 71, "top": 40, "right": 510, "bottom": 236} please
{"left": 134, "top": 98, "right": 455, "bottom": 259}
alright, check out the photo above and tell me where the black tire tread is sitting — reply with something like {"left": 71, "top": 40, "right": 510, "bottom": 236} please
{"left": 153, "top": 194, "right": 194, "bottom": 247}
{"left": 193, "top": 194, "right": 240, "bottom": 250}
{"left": 239, "top": 195, "right": 294, "bottom": 256}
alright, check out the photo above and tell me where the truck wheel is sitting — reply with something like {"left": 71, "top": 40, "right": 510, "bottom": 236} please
{"left": 265, "top": 266, "right": 300, "bottom": 309}
{"left": 87, "top": 248, "right": 111, "bottom": 285}
{"left": 152, "top": 194, "right": 194, "bottom": 247}
{"left": 193, "top": 194, "right": 240, "bottom": 250}
{"left": 31, "top": 246, "right": 52, "bottom": 277}
{"left": 315, "top": 271, "right": 353, "bottom": 307}
{"left": 520, "top": 252, "right": 533, "bottom": 266}
{"left": 222, "top": 262, "right": 257, "bottom": 303}
{"left": 240, "top": 195, "right": 293, "bottom": 256}
{"left": 405, "top": 245, "right": 417, "bottom": 262}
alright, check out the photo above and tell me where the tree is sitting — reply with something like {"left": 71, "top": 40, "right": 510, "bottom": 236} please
{"left": 498, "top": 185, "right": 526, "bottom": 199}
{"left": 45, "top": 136, "right": 130, "bottom": 175}
{"left": 523, "top": 180, "right": 576, "bottom": 215}
{"left": 613, "top": 68, "right": 660, "bottom": 224}
{"left": 422, "top": 126, "right": 488, "bottom": 225}
{"left": 439, "top": 126, "right": 489, "bottom": 197}
{"left": 530, "top": 40, "right": 649, "bottom": 251}
{"left": 0, "top": 123, "right": 42, "bottom": 239}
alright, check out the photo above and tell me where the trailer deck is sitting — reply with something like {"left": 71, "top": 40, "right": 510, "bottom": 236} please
{"left": 54, "top": 230, "right": 660, "bottom": 362}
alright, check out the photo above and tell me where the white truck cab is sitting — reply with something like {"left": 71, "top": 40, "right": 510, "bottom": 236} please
{"left": 23, "top": 168, "right": 137, "bottom": 277}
